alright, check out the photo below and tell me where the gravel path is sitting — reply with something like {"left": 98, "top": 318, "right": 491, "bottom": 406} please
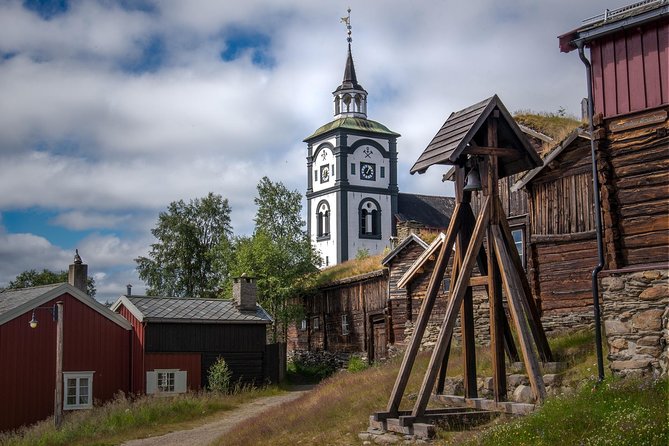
{"left": 121, "top": 388, "right": 311, "bottom": 446}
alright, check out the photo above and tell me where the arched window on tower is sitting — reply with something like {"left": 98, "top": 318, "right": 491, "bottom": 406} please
{"left": 316, "top": 200, "right": 330, "bottom": 240}
{"left": 334, "top": 96, "right": 340, "bottom": 116}
{"left": 343, "top": 94, "right": 352, "bottom": 113}
{"left": 359, "top": 199, "right": 381, "bottom": 239}
{"left": 354, "top": 94, "right": 361, "bottom": 113}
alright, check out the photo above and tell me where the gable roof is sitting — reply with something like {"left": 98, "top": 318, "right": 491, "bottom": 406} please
{"left": 396, "top": 193, "right": 455, "bottom": 229}
{"left": 397, "top": 232, "right": 447, "bottom": 289}
{"left": 410, "top": 95, "right": 541, "bottom": 178}
{"left": 0, "top": 283, "right": 131, "bottom": 329}
{"left": 511, "top": 128, "right": 591, "bottom": 192}
{"left": 381, "top": 233, "right": 429, "bottom": 266}
{"left": 112, "top": 295, "right": 272, "bottom": 325}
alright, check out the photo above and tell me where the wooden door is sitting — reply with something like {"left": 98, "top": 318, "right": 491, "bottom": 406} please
{"left": 372, "top": 320, "right": 387, "bottom": 361}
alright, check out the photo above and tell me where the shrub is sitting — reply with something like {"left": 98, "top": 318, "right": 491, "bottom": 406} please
{"left": 208, "top": 357, "right": 232, "bottom": 393}
{"left": 287, "top": 351, "right": 341, "bottom": 383}
{"left": 347, "top": 355, "right": 369, "bottom": 373}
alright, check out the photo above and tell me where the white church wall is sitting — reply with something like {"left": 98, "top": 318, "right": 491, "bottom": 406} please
{"left": 347, "top": 191, "right": 392, "bottom": 258}
{"left": 310, "top": 190, "right": 338, "bottom": 267}
{"left": 347, "top": 144, "right": 389, "bottom": 189}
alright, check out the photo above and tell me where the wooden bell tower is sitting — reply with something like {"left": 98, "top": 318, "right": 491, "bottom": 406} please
{"left": 373, "top": 95, "right": 553, "bottom": 433}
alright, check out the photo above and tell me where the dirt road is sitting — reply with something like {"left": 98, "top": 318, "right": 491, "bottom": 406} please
{"left": 121, "top": 388, "right": 311, "bottom": 446}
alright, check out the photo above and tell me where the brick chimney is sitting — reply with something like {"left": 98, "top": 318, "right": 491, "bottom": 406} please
{"left": 68, "top": 249, "right": 88, "bottom": 295}
{"left": 232, "top": 274, "right": 257, "bottom": 312}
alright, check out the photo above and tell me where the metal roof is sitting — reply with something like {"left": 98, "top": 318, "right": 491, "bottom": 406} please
{"left": 410, "top": 95, "right": 541, "bottom": 177}
{"left": 305, "top": 117, "right": 400, "bottom": 142}
{"left": 559, "top": 0, "right": 668, "bottom": 52}
{"left": 334, "top": 44, "right": 366, "bottom": 93}
{"left": 0, "top": 283, "right": 131, "bottom": 329}
{"left": 113, "top": 295, "right": 272, "bottom": 324}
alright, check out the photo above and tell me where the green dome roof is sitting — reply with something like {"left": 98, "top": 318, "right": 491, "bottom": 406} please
{"left": 305, "top": 117, "right": 400, "bottom": 142}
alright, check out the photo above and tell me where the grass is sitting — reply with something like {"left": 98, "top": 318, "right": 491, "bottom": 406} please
{"left": 315, "top": 254, "right": 385, "bottom": 286}
{"left": 0, "top": 386, "right": 283, "bottom": 446}
{"left": 465, "top": 377, "right": 668, "bottom": 446}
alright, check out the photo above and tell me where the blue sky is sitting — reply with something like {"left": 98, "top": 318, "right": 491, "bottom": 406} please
{"left": 0, "top": 0, "right": 625, "bottom": 302}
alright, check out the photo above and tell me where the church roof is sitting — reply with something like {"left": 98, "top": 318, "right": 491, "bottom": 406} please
{"left": 396, "top": 193, "right": 455, "bottom": 229}
{"left": 304, "top": 116, "right": 400, "bottom": 142}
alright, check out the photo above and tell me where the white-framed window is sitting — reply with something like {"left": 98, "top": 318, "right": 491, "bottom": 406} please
{"left": 63, "top": 372, "right": 94, "bottom": 410}
{"left": 359, "top": 199, "right": 381, "bottom": 239}
{"left": 300, "top": 319, "right": 307, "bottom": 331}
{"left": 312, "top": 316, "right": 320, "bottom": 330}
{"left": 342, "top": 314, "right": 350, "bottom": 335}
{"left": 316, "top": 200, "right": 330, "bottom": 240}
{"left": 351, "top": 163, "right": 356, "bottom": 175}
{"left": 146, "top": 369, "right": 187, "bottom": 395}
{"left": 380, "top": 166, "right": 385, "bottom": 178}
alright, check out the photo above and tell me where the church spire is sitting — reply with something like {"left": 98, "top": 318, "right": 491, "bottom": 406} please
{"left": 333, "top": 8, "right": 367, "bottom": 119}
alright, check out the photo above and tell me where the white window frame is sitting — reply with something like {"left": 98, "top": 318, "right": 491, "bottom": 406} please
{"left": 300, "top": 319, "right": 307, "bottom": 331}
{"left": 312, "top": 316, "right": 320, "bottom": 330}
{"left": 63, "top": 371, "right": 94, "bottom": 410}
{"left": 146, "top": 369, "right": 187, "bottom": 395}
{"left": 511, "top": 227, "right": 526, "bottom": 268}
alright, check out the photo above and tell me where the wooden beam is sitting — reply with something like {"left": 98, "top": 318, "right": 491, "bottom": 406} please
{"left": 411, "top": 196, "right": 491, "bottom": 418}
{"left": 492, "top": 225, "right": 546, "bottom": 404}
{"left": 468, "top": 275, "right": 489, "bottom": 287}
{"left": 466, "top": 146, "right": 521, "bottom": 158}
{"left": 487, "top": 224, "right": 507, "bottom": 401}
{"left": 386, "top": 204, "right": 462, "bottom": 415}
{"left": 458, "top": 209, "right": 477, "bottom": 398}
{"left": 495, "top": 198, "right": 553, "bottom": 362}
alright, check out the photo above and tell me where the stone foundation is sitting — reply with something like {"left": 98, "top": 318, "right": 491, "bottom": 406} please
{"left": 601, "top": 269, "right": 668, "bottom": 378}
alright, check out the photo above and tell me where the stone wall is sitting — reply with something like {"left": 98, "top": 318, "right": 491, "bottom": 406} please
{"left": 601, "top": 269, "right": 668, "bottom": 378}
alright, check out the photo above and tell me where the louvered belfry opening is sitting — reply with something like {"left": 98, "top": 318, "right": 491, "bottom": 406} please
{"left": 371, "top": 95, "right": 554, "bottom": 437}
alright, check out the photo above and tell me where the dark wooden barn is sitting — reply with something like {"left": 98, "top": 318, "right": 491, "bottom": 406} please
{"left": 0, "top": 283, "right": 132, "bottom": 431}
{"left": 112, "top": 276, "right": 276, "bottom": 394}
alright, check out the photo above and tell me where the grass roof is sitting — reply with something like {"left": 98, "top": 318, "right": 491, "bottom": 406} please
{"left": 514, "top": 111, "right": 583, "bottom": 154}
{"left": 314, "top": 254, "right": 385, "bottom": 287}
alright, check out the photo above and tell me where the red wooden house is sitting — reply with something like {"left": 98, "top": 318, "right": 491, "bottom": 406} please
{"left": 0, "top": 283, "right": 132, "bottom": 431}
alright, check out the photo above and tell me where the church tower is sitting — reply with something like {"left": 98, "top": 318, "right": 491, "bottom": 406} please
{"left": 305, "top": 10, "right": 400, "bottom": 266}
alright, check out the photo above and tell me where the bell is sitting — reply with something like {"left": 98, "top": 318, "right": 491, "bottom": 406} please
{"left": 463, "top": 166, "right": 482, "bottom": 191}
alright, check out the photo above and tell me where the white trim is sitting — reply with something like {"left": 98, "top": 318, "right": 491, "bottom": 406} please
{"left": 110, "top": 295, "right": 144, "bottom": 323}
{"left": 397, "top": 233, "right": 446, "bottom": 289}
{"left": 0, "top": 283, "right": 131, "bottom": 330}
{"left": 63, "top": 371, "right": 94, "bottom": 410}
{"left": 147, "top": 369, "right": 187, "bottom": 395}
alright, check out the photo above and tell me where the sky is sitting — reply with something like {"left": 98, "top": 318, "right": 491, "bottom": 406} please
{"left": 0, "top": 0, "right": 627, "bottom": 302}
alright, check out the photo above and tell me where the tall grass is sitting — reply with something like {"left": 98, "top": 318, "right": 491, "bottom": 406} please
{"left": 0, "top": 387, "right": 281, "bottom": 446}
{"left": 468, "top": 377, "right": 668, "bottom": 446}
{"left": 315, "top": 254, "right": 384, "bottom": 285}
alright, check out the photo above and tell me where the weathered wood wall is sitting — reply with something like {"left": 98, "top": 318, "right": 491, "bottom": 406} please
{"left": 387, "top": 242, "right": 425, "bottom": 343}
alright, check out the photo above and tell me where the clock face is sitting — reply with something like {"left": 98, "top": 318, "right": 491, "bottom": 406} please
{"left": 360, "top": 162, "right": 376, "bottom": 181}
{"left": 320, "top": 164, "right": 330, "bottom": 183}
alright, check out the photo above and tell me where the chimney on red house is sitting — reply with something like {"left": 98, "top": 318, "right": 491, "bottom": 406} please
{"left": 233, "top": 274, "right": 257, "bottom": 312}
{"left": 68, "top": 249, "right": 88, "bottom": 295}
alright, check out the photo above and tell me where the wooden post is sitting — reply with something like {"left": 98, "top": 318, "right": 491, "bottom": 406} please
{"left": 385, "top": 206, "right": 462, "bottom": 415}
{"left": 411, "top": 197, "right": 490, "bottom": 418}
{"left": 459, "top": 201, "right": 477, "bottom": 398}
{"left": 54, "top": 301, "right": 63, "bottom": 428}
{"left": 492, "top": 227, "right": 546, "bottom": 403}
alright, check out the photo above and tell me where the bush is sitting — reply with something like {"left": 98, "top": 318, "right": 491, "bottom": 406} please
{"left": 347, "top": 355, "right": 369, "bottom": 373}
{"left": 287, "top": 351, "right": 341, "bottom": 383}
{"left": 208, "top": 357, "right": 232, "bottom": 393}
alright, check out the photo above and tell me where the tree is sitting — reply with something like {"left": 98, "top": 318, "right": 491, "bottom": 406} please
{"left": 8, "top": 269, "right": 96, "bottom": 297}
{"left": 136, "top": 192, "right": 233, "bottom": 298}
{"left": 231, "top": 177, "right": 320, "bottom": 341}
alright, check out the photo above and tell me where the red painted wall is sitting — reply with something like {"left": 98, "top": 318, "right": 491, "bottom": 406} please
{"left": 590, "top": 20, "right": 669, "bottom": 118}
{"left": 117, "top": 304, "right": 145, "bottom": 394}
{"left": 145, "top": 353, "right": 202, "bottom": 390}
{"left": 0, "top": 293, "right": 130, "bottom": 431}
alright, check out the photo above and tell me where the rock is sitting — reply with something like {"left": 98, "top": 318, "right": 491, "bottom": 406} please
{"left": 611, "top": 358, "right": 652, "bottom": 371}
{"left": 508, "top": 374, "right": 529, "bottom": 387}
{"left": 374, "top": 433, "right": 400, "bottom": 444}
{"left": 542, "top": 362, "right": 568, "bottom": 374}
{"left": 642, "top": 270, "right": 663, "bottom": 281}
{"left": 610, "top": 338, "right": 627, "bottom": 350}
{"left": 632, "top": 309, "right": 664, "bottom": 331}
{"left": 604, "top": 319, "right": 630, "bottom": 335}
{"left": 513, "top": 385, "right": 535, "bottom": 403}
{"left": 637, "top": 335, "right": 661, "bottom": 347}
{"left": 542, "top": 373, "right": 562, "bottom": 386}
{"left": 639, "top": 285, "right": 668, "bottom": 301}
{"left": 636, "top": 346, "right": 662, "bottom": 356}
{"left": 359, "top": 432, "right": 375, "bottom": 441}
{"left": 604, "top": 276, "right": 625, "bottom": 292}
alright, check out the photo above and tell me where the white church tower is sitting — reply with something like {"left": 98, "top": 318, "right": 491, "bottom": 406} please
{"left": 305, "top": 10, "right": 400, "bottom": 266}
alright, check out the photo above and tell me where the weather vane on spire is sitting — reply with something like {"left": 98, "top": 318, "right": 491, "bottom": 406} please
{"left": 341, "top": 8, "right": 352, "bottom": 44}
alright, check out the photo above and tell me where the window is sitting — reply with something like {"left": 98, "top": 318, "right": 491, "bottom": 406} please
{"left": 146, "top": 370, "right": 187, "bottom": 394}
{"left": 351, "top": 163, "right": 356, "bottom": 175}
{"left": 314, "top": 170, "right": 317, "bottom": 181}
{"left": 511, "top": 228, "right": 525, "bottom": 268}
{"left": 341, "top": 314, "right": 350, "bottom": 335}
{"left": 316, "top": 200, "right": 330, "bottom": 240}
{"left": 359, "top": 199, "right": 381, "bottom": 239}
{"left": 63, "top": 372, "right": 93, "bottom": 410}
{"left": 158, "top": 371, "right": 175, "bottom": 392}
{"left": 300, "top": 319, "right": 307, "bottom": 331}
{"left": 312, "top": 316, "right": 320, "bottom": 330}
{"left": 380, "top": 166, "right": 385, "bottom": 178}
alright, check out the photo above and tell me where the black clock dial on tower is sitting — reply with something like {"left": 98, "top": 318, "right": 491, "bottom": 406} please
{"left": 360, "top": 162, "right": 376, "bottom": 181}
{"left": 320, "top": 164, "right": 330, "bottom": 183}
